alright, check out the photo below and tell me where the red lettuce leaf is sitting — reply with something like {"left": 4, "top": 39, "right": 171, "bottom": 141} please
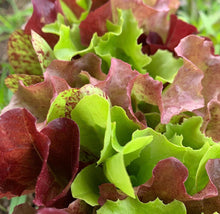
{"left": 98, "top": 183, "right": 127, "bottom": 206}
{"left": 7, "top": 30, "right": 41, "bottom": 75}
{"left": 65, "top": 199, "right": 95, "bottom": 214}
{"left": 174, "top": 35, "right": 220, "bottom": 140}
{"left": 165, "top": 14, "right": 198, "bottom": 52}
{"left": 46, "top": 53, "right": 106, "bottom": 88}
{"left": 91, "top": 0, "right": 109, "bottom": 11}
{"left": 24, "top": 0, "right": 61, "bottom": 47}
{"left": 37, "top": 208, "right": 68, "bottom": 214}
{"left": 79, "top": 1, "right": 112, "bottom": 46}
{"left": 129, "top": 73, "right": 163, "bottom": 127}
{"left": 161, "top": 59, "right": 204, "bottom": 124}
{"left": 137, "top": 157, "right": 218, "bottom": 214}
{"left": 96, "top": 58, "right": 142, "bottom": 126}
{"left": 61, "top": 0, "right": 84, "bottom": 19}
{"left": 35, "top": 199, "right": 94, "bottom": 213}
{"left": 34, "top": 118, "right": 80, "bottom": 208}
{"left": 111, "top": 0, "right": 179, "bottom": 41}
{"left": 0, "top": 108, "right": 50, "bottom": 198}
{"left": 175, "top": 35, "right": 220, "bottom": 107}
{"left": 2, "top": 73, "right": 70, "bottom": 123}
{"left": 139, "top": 14, "right": 198, "bottom": 55}
{"left": 205, "top": 99, "right": 220, "bottom": 142}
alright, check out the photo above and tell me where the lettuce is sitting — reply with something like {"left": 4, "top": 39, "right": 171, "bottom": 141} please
{"left": 1, "top": 0, "right": 220, "bottom": 213}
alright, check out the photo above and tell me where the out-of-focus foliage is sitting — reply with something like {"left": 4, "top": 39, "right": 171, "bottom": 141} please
{"left": 178, "top": 0, "right": 220, "bottom": 54}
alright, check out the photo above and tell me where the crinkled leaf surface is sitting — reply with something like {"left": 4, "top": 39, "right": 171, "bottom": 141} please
{"left": 111, "top": 0, "right": 179, "bottom": 42}
{"left": 47, "top": 84, "right": 107, "bottom": 122}
{"left": 2, "top": 73, "right": 69, "bottom": 123}
{"left": 98, "top": 183, "right": 127, "bottom": 206}
{"left": 94, "top": 9, "right": 151, "bottom": 73}
{"left": 130, "top": 73, "right": 163, "bottom": 119}
{"left": 54, "top": 9, "right": 151, "bottom": 73}
{"left": 5, "top": 74, "right": 44, "bottom": 93}
{"left": 97, "top": 197, "right": 186, "bottom": 214}
{"left": 46, "top": 53, "right": 106, "bottom": 88}
{"left": 161, "top": 59, "right": 204, "bottom": 124}
{"left": 97, "top": 58, "right": 141, "bottom": 125}
{"left": 8, "top": 30, "right": 41, "bottom": 75}
{"left": 205, "top": 99, "right": 220, "bottom": 142}
{"left": 175, "top": 35, "right": 220, "bottom": 106}
{"left": 128, "top": 117, "right": 220, "bottom": 195}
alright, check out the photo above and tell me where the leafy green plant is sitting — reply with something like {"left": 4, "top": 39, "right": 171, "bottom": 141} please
{"left": 0, "top": 0, "right": 33, "bottom": 42}
{"left": 0, "top": 0, "right": 220, "bottom": 213}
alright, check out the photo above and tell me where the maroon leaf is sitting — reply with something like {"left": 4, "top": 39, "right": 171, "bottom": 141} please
{"left": 46, "top": 53, "right": 106, "bottom": 88}
{"left": 62, "top": 0, "right": 84, "bottom": 19}
{"left": 165, "top": 14, "right": 198, "bottom": 52}
{"left": 138, "top": 14, "right": 198, "bottom": 55}
{"left": 79, "top": 1, "right": 112, "bottom": 46}
{"left": 98, "top": 183, "right": 127, "bottom": 206}
{"left": 137, "top": 157, "right": 218, "bottom": 214}
{"left": 24, "top": 0, "right": 61, "bottom": 47}
{"left": 0, "top": 108, "right": 50, "bottom": 198}
{"left": 7, "top": 30, "right": 41, "bottom": 75}
{"left": 65, "top": 199, "right": 94, "bottom": 214}
{"left": 34, "top": 118, "right": 80, "bottom": 208}
{"left": 91, "top": 0, "right": 109, "bottom": 11}
{"left": 37, "top": 208, "right": 68, "bottom": 214}
{"left": 1, "top": 73, "right": 70, "bottom": 123}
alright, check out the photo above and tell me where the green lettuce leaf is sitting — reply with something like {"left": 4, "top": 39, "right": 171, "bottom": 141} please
{"left": 146, "top": 49, "right": 183, "bottom": 83}
{"left": 71, "top": 163, "right": 106, "bottom": 206}
{"left": 53, "top": 9, "right": 151, "bottom": 73}
{"left": 97, "top": 197, "right": 186, "bottom": 214}
{"left": 128, "top": 117, "right": 220, "bottom": 195}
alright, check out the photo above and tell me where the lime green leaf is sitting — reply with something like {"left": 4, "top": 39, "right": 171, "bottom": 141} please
{"left": 111, "top": 106, "right": 140, "bottom": 146}
{"left": 146, "top": 49, "right": 183, "bottom": 83}
{"left": 31, "top": 31, "right": 55, "bottom": 72}
{"left": 47, "top": 84, "right": 106, "bottom": 123}
{"left": 9, "top": 195, "right": 27, "bottom": 214}
{"left": 54, "top": 24, "right": 78, "bottom": 60}
{"left": 71, "top": 94, "right": 110, "bottom": 157}
{"left": 104, "top": 153, "right": 135, "bottom": 198}
{"left": 94, "top": 9, "right": 151, "bottom": 73}
{"left": 97, "top": 197, "right": 186, "bottom": 214}
{"left": 71, "top": 164, "right": 106, "bottom": 206}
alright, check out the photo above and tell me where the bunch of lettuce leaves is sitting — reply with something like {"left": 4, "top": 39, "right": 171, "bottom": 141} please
{"left": 1, "top": 0, "right": 220, "bottom": 213}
